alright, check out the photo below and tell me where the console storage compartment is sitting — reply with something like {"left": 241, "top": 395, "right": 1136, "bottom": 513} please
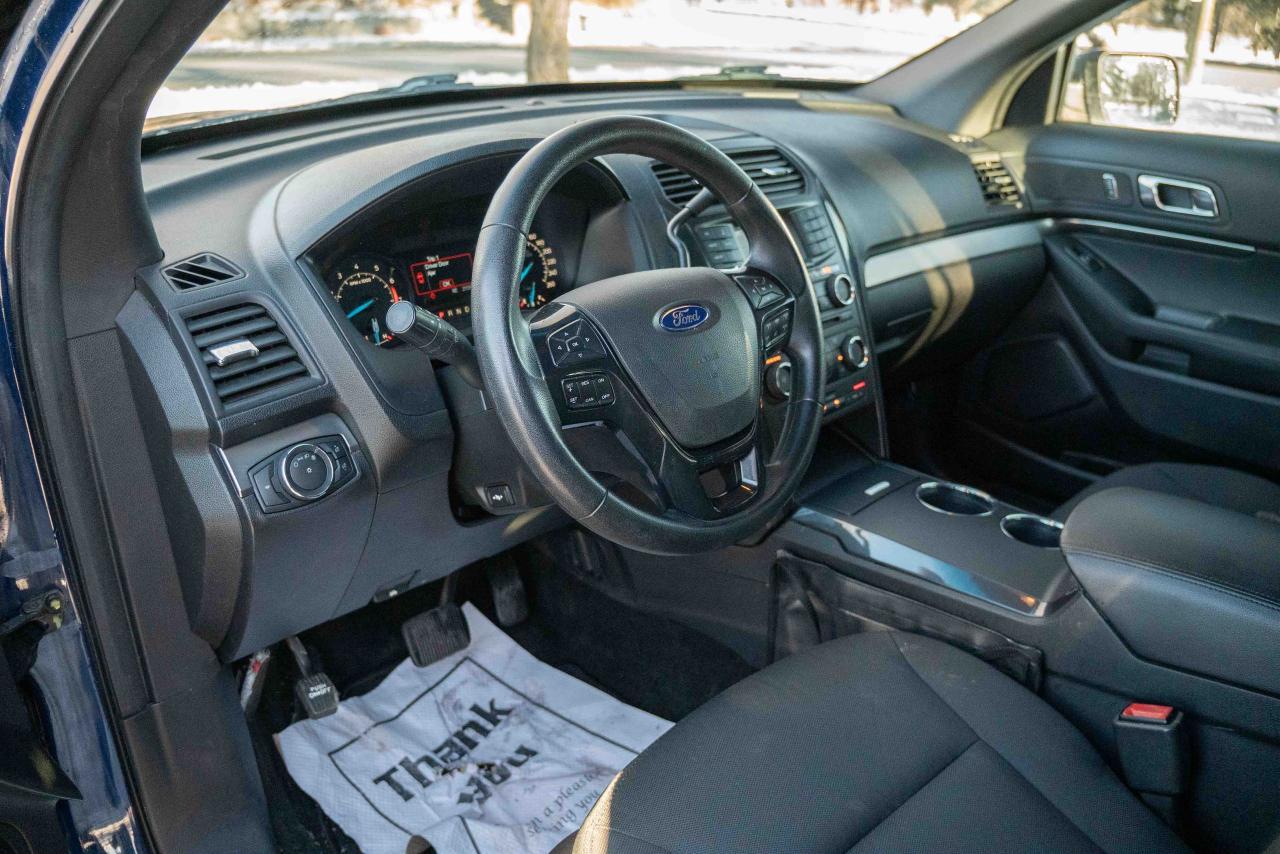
{"left": 773, "top": 554, "right": 1045, "bottom": 690}
{"left": 1061, "top": 486, "right": 1280, "bottom": 698}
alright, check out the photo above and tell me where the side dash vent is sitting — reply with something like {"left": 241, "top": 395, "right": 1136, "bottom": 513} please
{"left": 652, "top": 146, "right": 805, "bottom": 205}
{"left": 162, "top": 253, "right": 244, "bottom": 291}
{"left": 971, "top": 154, "right": 1023, "bottom": 208}
{"left": 186, "top": 302, "right": 311, "bottom": 411}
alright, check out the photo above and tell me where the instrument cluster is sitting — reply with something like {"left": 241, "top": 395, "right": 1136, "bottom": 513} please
{"left": 319, "top": 192, "right": 582, "bottom": 345}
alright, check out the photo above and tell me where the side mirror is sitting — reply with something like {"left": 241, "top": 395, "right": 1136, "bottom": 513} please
{"left": 1082, "top": 51, "right": 1180, "bottom": 127}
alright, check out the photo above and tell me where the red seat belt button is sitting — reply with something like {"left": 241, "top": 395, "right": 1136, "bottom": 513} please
{"left": 1121, "top": 702, "right": 1175, "bottom": 723}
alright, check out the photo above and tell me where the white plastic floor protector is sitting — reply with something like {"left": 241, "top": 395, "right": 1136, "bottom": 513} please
{"left": 277, "top": 603, "right": 672, "bottom": 854}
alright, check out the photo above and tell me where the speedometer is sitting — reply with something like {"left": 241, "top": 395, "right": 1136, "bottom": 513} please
{"left": 518, "top": 232, "right": 559, "bottom": 310}
{"left": 330, "top": 254, "right": 403, "bottom": 345}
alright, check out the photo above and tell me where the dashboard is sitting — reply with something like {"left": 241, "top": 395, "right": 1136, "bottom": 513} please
{"left": 134, "top": 91, "right": 1044, "bottom": 661}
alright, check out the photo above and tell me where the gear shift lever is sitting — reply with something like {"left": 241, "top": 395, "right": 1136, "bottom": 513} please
{"left": 384, "top": 300, "right": 482, "bottom": 388}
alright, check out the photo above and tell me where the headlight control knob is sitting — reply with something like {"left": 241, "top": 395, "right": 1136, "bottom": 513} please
{"left": 765, "top": 355, "right": 794, "bottom": 401}
{"left": 277, "top": 443, "right": 335, "bottom": 501}
{"left": 825, "top": 273, "right": 855, "bottom": 307}
{"left": 842, "top": 335, "right": 870, "bottom": 370}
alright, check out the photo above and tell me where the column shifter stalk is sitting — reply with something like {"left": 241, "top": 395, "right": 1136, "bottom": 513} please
{"left": 384, "top": 301, "right": 483, "bottom": 388}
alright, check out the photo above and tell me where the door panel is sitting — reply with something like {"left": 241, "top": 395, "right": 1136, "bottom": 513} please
{"left": 957, "top": 124, "right": 1280, "bottom": 497}
{"left": 1047, "top": 230, "right": 1280, "bottom": 399}
{"left": 998, "top": 123, "right": 1280, "bottom": 250}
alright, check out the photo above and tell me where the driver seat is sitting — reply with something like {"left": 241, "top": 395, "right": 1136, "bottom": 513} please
{"left": 554, "top": 631, "right": 1186, "bottom": 853}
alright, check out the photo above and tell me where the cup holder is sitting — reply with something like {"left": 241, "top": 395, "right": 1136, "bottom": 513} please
{"left": 915, "top": 481, "right": 995, "bottom": 517}
{"left": 1000, "top": 514, "right": 1064, "bottom": 549}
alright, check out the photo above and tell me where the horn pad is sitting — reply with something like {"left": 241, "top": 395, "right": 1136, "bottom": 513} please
{"left": 558, "top": 268, "right": 760, "bottom": 449}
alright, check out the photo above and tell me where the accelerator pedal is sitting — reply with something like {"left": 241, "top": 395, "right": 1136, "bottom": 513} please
{"left": 487, "top": 557, "right": 529, "bottom": 628}
{"left": 402, "top": 603, "right": 470, "bottom": 668}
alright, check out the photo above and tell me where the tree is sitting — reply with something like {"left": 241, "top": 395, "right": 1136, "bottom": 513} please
{"left": 524, "top": 0, "right": 637, "bottom": 83}
{"left": 1186, "top": 0, "right": 1218, "bottom": 83}
{"left": 526, "top": 0, "right": 572, "bottom": 82}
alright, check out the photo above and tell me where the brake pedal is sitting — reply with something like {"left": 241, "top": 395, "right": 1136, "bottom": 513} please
{"left": 295, "top": 673, "right": 340, "bottom": 719}
{"left": 487, "top": 558, "right": 529, "bottom": 627}
{"left": 285, "top": 636, "right": 339, "bottom": 719}
{"left": 402, "top": 603, "right": 469, "bottom": 667}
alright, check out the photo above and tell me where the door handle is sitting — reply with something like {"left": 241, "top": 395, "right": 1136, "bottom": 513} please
{"left": 1137, "top": 175, "right": 1219, "bottom": 218}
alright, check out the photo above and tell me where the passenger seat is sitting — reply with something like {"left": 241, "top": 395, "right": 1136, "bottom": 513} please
{"left": 1053, "top": 462, "right": 1280, "bottom": 523}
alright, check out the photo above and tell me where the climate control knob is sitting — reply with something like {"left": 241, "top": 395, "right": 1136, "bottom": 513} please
{"left": 825, "top": 273, "right": 855, "bottom": 307}
{"left": 841, "top": 335, "right": 870, "bottom": 370}
{"left": 277, "top": 443, "right": 335, "bottom": 501}
{"left": 764, "top": 356, "right": 794, "bottom": 401}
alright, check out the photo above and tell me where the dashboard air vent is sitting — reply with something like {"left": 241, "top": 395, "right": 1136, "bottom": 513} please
{"left": 971, "top": 154, "right": 1023, "bottom": 208}
{"left": 652, "top": 146, "right": 805, "bottom": 205}
{"left": 652, "top": 162, "right": 703, "bottom": 205}
{"left": 186, "top": 302, "right": 310, "bottom": 411}
{"left": 162, "top": 253, "right": 244, "bottom": 291}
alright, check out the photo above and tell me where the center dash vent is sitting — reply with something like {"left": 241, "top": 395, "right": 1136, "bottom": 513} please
{"left": 971, "top": 154, "right": 1023, "bottom": 208}
{"left": 652, "top": 146, "right": 805, "bottom": 205}
{"left": 162, "top": 253, "right": 244, "bottom": 291}
{"left": 186, "top": 302, "right": 311, "bottom": 411}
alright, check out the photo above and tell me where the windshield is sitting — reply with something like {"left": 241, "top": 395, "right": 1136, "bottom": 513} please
{"left": 147, "top": 0, "right": 1017, "bottom": 132}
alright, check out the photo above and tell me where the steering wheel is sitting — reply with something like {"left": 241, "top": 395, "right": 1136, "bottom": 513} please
{"left": 472, "top": 116, "right": 823, "bottom": 554}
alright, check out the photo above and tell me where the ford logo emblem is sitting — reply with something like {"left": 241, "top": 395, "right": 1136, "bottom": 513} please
{"left": 658, "top": 304, "right": 711, "bottom": 332}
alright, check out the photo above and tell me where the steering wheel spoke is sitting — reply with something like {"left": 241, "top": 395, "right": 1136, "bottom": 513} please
{"left": 733, "top": 269, "right": 797, "bottom": 358}
{"left": 618, "top": 412, "right": 764, "bottom": 520}
{"left": 527, "top": 305, "right": 626, "bottom": 427}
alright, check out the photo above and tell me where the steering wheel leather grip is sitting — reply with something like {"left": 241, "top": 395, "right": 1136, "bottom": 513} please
{"left": 472, "top": 116, "right": 823, "bottom": 554}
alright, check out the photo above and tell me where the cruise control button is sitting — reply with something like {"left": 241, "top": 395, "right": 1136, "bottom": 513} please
{"left": 562, "top": 373, "right": 616, "bottom": 410}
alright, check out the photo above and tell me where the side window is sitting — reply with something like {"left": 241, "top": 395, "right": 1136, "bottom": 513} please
{"left": 1059, "top": 0, "right": 1280, "bottom": 142}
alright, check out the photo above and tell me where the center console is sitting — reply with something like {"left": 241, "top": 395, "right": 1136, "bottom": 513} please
{"left": 791, "top": 456, "right": 1079, "bottom": 619}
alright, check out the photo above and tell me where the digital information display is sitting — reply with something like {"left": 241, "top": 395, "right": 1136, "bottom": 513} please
{"left": 410, "top": 252, "right": 473, "bottom": 322}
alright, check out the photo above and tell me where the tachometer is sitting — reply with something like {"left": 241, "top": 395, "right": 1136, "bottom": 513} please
{"left": 518, "top": 232, "right": 559, "bottom": 310}
{"left": 330, "top": 254, "right": 402, "bottom": 345}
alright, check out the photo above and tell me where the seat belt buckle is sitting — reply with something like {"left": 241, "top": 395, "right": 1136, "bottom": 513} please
{"left": 1114, "top": 702, "right": 1186, "bottom": 797}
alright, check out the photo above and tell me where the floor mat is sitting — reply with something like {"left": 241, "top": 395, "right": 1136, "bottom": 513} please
{"left": 277, "top": 603, "right": 672, "bottom": 854}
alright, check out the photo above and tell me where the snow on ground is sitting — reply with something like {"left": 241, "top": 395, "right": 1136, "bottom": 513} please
{"left": 149, "top": 79, "right": 388, "bottom": 117}
{"left": 185, "top": 1, "right": 972, "bottom": 55}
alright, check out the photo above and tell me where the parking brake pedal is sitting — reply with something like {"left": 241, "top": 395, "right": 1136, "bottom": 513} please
{"left": 285, "top": 636, "right": 339, "bottom": 719}
{"left": 402, "top": 603, "right": 470, "bottom": 667}
{"left": 487, "top": 558, "right": 529, "bottom": 627}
